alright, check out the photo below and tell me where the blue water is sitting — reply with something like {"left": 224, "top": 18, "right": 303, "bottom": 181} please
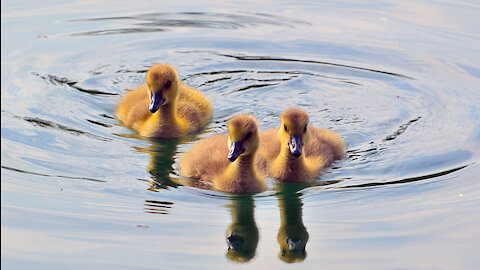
{"left": 2, "top": 0, "right": 480, "bottom": 269}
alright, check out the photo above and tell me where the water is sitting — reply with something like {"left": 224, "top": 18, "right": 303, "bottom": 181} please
{"left": 2, "top": 0, "right": 480, "bottom": 269}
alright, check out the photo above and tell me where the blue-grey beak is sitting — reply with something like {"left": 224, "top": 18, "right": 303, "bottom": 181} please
{"left": 289, "top": 135, "right": 303, "bottom": 157}
{"left": 228, "top": 141, "right": 245, "bottom": 162}
{"left": 149, "top": 91, "right": 165, "bottom": 113}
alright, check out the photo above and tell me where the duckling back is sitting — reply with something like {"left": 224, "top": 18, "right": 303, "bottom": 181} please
{"left": 180, "top": 134, "right": 230, "bottom": 185}
{"left": 304, "top": 127, "right": 345, "bottom": 169}
{"left": 116, "top": 85, "right": 151, "bottom": 130}
{"left": 176, "top": 83, "right": 213, "bottom": 132}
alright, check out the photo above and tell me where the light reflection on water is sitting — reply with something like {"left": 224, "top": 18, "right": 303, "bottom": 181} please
{"left": 2, "top": 0, "right": 480, "bottom": 269}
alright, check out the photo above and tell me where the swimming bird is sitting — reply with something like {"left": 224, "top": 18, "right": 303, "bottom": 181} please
{"left": 259, "top": 108, "right": 345, "bottom": 182}
{"left": 180, "top": 115, "right": 267, "bottom": 193}
{"left": 116, "top": 64, "right": 213, "bottom": 138}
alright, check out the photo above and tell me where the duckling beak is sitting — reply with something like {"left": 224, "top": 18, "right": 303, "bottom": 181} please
{"left": 289, "top": 135, "right": 303, "bottom": 157}
{"left": 149, "top": 91, "right": 165, "bottom": 113}
{"left": 228, "top": 141, "right": 245, "bottom": 162}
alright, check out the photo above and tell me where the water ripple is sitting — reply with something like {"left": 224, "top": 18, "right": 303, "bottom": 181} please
{"left": 64, "top": 12, "right": 311, "bottom": 37}
{"left": 383, "top": 116, "right": 422, "bottom": 142}
{"left": 21, "top": 116, "right": 112, "bottom": 142}
{"left": 1, "top": 165, "right": 106, "bottom": 183}
{"left": 32, "top": 72, "right": 118, "bottom": 96}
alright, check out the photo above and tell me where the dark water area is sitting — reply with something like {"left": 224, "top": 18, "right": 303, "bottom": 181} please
{"left": 2, "top": 0, "right": 480, "bottom": 269}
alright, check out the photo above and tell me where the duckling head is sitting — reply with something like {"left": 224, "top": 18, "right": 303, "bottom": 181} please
{"left": 227, "top": 115, "right": 260, "bottom": 162}
{"left": 278, "top": 109, "right": 311, "bottom": 157}
{"left": 146, "top": 64, "right": 180, "bottom": 113}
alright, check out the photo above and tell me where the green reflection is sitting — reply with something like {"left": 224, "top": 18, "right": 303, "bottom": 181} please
{"left": 275, "top": 182, "right": 309, "bottom": 263}
{"left": 136, "top": 137, "right": 183, "bottom": 190}
{"left": 225, "top": 196, "right": 259, "bottom": 262}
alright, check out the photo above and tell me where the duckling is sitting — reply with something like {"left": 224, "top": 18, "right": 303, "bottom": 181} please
{"left": 260, "top": 108, "right": 345, "bottom": 182}
{"left": 116, "top": 64, "right": 213, "bottom": 138}
{"left": 180, "top": 115, "right": 267, "bottom": 193}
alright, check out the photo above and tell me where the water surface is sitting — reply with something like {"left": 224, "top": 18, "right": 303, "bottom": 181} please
{"left": 2, "top": 0, "right": 480, "bottom": 269}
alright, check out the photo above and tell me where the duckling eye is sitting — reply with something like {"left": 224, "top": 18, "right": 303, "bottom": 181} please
{"left": 245, "top": 131, "right": 252, "bottom": 140}
{"left": 165, "top": 80, "right": 172, "bottom": 88}
{"left": 303, "top": 124, "right": 307, "bottom": 133}
{"left": 284, "top": 124, "right": 288, "bottom": 132}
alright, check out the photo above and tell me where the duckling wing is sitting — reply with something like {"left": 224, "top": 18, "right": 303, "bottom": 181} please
{"left": 177, "top": 84, "right": 213, "bottom": 131}
{"left": 116, "top": 85, "right": 151, "bottom": 129}
{"left": 304, "top": 127, "right": 345, "bottom": 166}
{"left": 259, "top": 128, "right": 281, "bottom": 161}
{"left": 180, "top": 134, "right": 230, "bottom": 182}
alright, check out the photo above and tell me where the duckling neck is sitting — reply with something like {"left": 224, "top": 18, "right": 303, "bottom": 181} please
{"left": 216, "top": 151, "right": 265, "bottom": 193}
{"left": 158, "top": 100, "right": 178, "bottom": 123}
{"left": 150, "top": 99, "right": 184, "bottom": 134}
{"left": 274, "top": 146, "right": 307, "bottom": 173}
{"left": 278, "top": 194, "right": 304, "bottom": 226}
{"left": 228, "top": 153, "right": 259, "bottom": 180}
{"left": 230, "top": 198, "right": 255, "bottom": 225}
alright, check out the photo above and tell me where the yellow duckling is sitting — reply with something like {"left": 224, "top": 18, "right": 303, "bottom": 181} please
{"left": 180, "top": 115, "right": 267, "bottom": 193}
{"left": 260, "top": 108, "right": 345, "bottom": 182}
{"left": 116, "top": 64, "right": 213, "bottom": 138}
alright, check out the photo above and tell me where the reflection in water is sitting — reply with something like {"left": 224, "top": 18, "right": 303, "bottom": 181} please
{"left": 275, "top": 183, "right": 310, "bottom": 263}
{"left": 225, "top": 196, "right": 259, "bottom": 262}
{"left": 136, "top": 137, "right": 181, "bottom": 189}
{"left": 143, "top": 135, "right": 220, "bottom": 191}
{"left": 144, "top": 200, "right": 174, "bottom": 215}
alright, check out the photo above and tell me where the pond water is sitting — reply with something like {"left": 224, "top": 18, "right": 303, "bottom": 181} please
{"left": 2, "top": 0, "right": 480, "bottom": 269}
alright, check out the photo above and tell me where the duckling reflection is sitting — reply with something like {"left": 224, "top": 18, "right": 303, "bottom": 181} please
{"left": 225, "top": 196, "right": 259, "bottom": 262}
{"left": 275, "top": 182, "right": 309, "bottom": 263}
{"left": 134, "top": 137, "right": 182, "bottom": 190}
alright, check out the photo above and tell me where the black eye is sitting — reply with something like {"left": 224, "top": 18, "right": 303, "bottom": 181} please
{"left": 284, "top": 124, "right": 288, "bottom": 132}
{"left": 303, "top": 124, "right": 307, "bottom": 133}
{"left": 245, "top": 131, "right": 252, "bottom": 140}
{"left": 165, "top": 80, "right": 172, "bottom": 88}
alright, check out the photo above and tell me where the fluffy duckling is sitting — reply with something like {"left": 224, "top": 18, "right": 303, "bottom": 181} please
{"left": 116, "top": 64, "right": 213, "bottom": 138}
{"left": 260, "top": 108, "right": 345, "bottom": 182}
{"left": 180, "top": 115, "right": 266, "bottom": 193}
